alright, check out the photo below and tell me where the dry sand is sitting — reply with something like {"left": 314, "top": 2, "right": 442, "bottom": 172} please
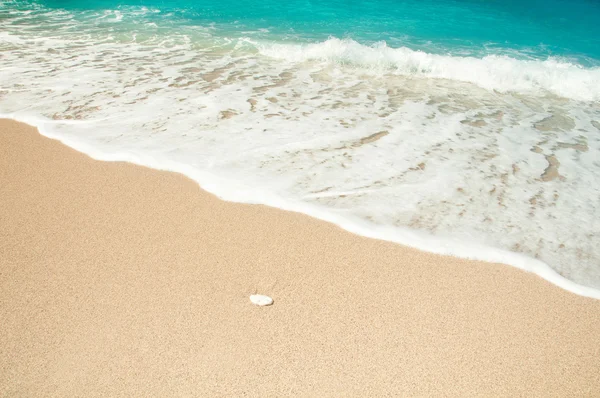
{"left": 1, "top": 118, "right": 599, "bottom": 397}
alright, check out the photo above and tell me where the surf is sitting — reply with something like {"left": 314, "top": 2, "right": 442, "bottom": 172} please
{"left": 253, "top": 37, "right": 600, "bottom": 101}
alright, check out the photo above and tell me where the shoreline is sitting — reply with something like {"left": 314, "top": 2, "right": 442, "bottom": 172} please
{"left": 4, "top": 114, "right": 599, "bottom": 299}
{"left": 2, "top": 118, "right": 600, "bottom": 396}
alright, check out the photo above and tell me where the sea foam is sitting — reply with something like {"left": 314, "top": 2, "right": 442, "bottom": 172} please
{"left": 2, "top": 111, "right": 600, "bottom": 300}
{"left": 254, "top": 38, "right": 600, "bottom": 101}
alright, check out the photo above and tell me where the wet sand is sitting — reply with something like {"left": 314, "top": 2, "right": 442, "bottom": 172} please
{"left": 1, "top": 119, "right": 599, "bottom": 397}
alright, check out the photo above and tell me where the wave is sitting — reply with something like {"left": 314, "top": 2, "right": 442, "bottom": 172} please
{"left": 253, "top": 38, "right": 600, "bottom": 101}
{"left": 4, "top": 3, "right": 599, "bottom": 101}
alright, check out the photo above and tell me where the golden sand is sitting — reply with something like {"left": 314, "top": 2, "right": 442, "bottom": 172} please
{"left": 1, "top": 119, "right": 599, "bottom": 396}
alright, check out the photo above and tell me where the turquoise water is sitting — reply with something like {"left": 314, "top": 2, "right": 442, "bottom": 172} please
{"left": 31, "top": 0, "right": 600, "bottom": 64}
{"left": 1, "top": 0, "right": 600, "bottom": 296}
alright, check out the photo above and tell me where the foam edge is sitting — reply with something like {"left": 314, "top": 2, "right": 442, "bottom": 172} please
{"left": 3, "top": 112, "right": 599, "bottom": 300}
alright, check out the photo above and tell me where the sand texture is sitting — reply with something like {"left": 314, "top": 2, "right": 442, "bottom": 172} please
{"left": 1, "top": 119, "right": 600, "bottom": 397}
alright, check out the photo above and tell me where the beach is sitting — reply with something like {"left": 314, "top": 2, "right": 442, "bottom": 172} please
{"left": 3, "top": 0, "right": 600, "bottom": 289}
{"left": 1, "top": 118, "right": 599, "bottom": 396}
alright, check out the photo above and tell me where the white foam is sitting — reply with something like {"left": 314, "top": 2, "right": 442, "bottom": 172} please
{"left": 254, "top": 38, "right": 600, "bottom": 101}
{"left": 3, "top": 112, "right": 599, "bottom": 300}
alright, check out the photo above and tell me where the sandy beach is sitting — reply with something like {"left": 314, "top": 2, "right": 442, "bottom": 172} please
{"left": 1, "top": 118, "right": 599, "bottom": 396}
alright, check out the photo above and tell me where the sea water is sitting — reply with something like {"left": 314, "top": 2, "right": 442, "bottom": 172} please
{"left": 1, "top": 0, "right": 599, "bottom": 297}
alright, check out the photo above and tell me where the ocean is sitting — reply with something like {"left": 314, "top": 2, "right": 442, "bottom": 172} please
{"left": 1, "top": 0, "right": 599, "bottom": 296}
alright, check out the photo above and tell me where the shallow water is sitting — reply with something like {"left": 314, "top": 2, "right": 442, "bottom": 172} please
{"left": 1, "top": 0, "right": 599, "bottom": 294}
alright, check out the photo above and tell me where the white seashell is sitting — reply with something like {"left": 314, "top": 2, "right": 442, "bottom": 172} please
{"left": 250, "top": 294, "right": 273, "bottom": 306}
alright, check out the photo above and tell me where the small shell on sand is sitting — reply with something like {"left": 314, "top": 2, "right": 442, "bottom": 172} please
{"left": 250, "top": 294, "right": 273, "bottom": 306}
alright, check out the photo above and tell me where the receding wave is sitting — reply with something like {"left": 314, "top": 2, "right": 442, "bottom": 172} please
{"left": 253, "top": 38, "right": 600, "bottom": 101}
